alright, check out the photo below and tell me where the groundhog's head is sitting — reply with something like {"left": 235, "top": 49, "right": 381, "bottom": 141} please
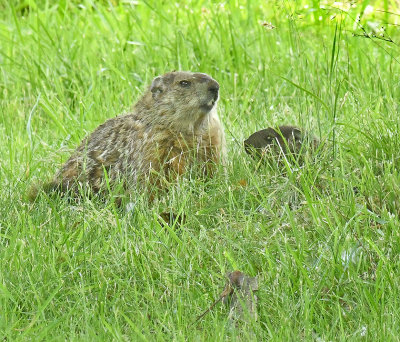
{"left": 144, "top": 71, "right": 219, "bottom": 128}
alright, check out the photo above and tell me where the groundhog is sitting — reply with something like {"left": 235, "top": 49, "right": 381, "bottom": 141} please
{"left": 30, "top": 71, "right": 226, "bottom": 199}
{"left": 244, "top": 125, "right": 318, "bottom": 161}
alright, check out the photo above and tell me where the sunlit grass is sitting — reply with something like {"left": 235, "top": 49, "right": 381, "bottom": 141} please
{"left": 1, "top": 0, "right": 400, "bottom": 340}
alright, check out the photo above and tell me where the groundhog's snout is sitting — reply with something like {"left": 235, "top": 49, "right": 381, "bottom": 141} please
{"left": 208, "top": 82, "right": 219, "bottom": 101}
{"left": 205, "top": 78, "right": 219, "bottom": 103}
{"left": 195, "top": 73, "right": 220, "bottom": 112}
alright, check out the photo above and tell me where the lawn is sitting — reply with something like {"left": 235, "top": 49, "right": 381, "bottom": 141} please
{"left": 1, "top": 0, "right": 400, "bottom": 340}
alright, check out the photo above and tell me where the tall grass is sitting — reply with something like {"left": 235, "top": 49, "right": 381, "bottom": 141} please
{"left": 1, "top": 0, "right": 400, "bottom": 340}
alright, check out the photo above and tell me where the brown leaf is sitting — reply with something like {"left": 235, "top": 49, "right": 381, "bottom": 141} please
{"left": 238, "top": 179, "right": 248, "bottom": 187}
{"left": 158, "top": 212, "right": 185, "bottom": 228}
{"left": 261, "top": 21, "right": 276, "bottom": 29}
{"left": 193, "top": 271, "right": 258, "bottom": 326}
{"left": 225, "top": 271, "right": 259, "bottom": 323}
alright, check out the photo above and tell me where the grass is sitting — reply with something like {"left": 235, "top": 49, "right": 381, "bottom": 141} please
{"left": 1, "top": 0, "right": 400, "bottom": 340}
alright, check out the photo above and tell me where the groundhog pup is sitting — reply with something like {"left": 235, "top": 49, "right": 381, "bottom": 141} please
{"left": 32, "top": 71, "right": 226, "bottom": 199}
{"left": 244, "top": 125, "right": 318, "bottom": 161}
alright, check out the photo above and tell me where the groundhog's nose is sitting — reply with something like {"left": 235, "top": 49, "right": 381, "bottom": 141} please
{"left": 208, "top": 82, "right": 219, "bottom": 98}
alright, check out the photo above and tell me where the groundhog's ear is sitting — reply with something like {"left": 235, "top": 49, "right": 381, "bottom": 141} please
{"left": 150, "top": 76, "right": 164, "bottom": 99}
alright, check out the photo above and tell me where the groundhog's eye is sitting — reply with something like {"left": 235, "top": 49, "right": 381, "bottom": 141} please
{"left": 179, "top": 80, "right": 191, "bottom": 87}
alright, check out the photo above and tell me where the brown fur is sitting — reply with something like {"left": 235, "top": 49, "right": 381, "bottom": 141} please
{"left": 31, "top": 71, "right": 226, "bottom": 200}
